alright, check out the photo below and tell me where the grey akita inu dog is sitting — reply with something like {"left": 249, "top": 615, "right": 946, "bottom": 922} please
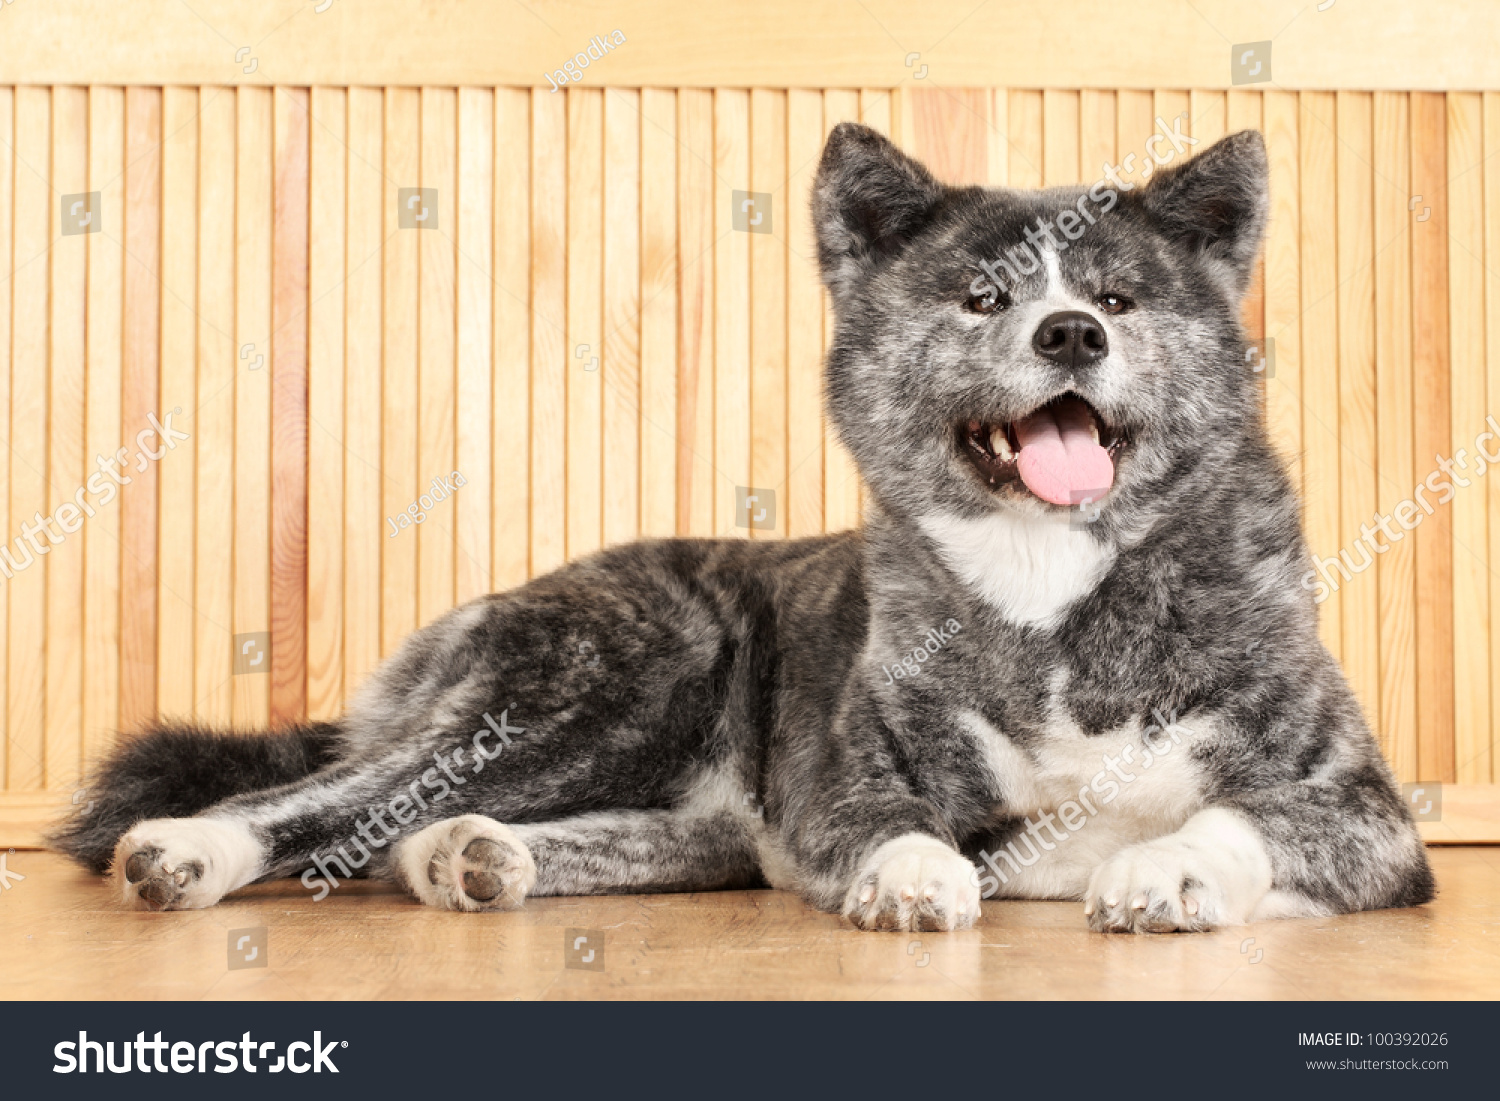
{"left": 55, "top": 123, "right": 1434, "bottom": 934}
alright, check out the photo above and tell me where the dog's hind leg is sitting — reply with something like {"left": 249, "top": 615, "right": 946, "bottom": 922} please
{"left": 393, "top": 808, "right": 763, "bottom": 912}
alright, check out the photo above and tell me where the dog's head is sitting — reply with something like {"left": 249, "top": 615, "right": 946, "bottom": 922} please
{"left": 813, "top": 123, "right": 1268, "bottom": 530}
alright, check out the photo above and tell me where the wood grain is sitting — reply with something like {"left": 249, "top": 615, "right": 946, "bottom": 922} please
{"left": 381, "top": 88, "right": 420, "bottom": 652}
{"left": 1336, "top": 91, "right": 1379, "bottom": 734}
{"left": 194, "top": 88, "right": 235, "bottom": 725}
{"left": 1299, "top": 92, "right": 1341, "bottom": 661}
{"left": 46, "top": 86, "right": 87, "bottom": 789}
{"left": 639, "top": 88, "right": 678, "bottom": 539}
{"left": 83, "top": 86, "right": 124, "bottom": 763}
{"left": 271, "top": 87, "right": 310, "bottom": 726}
{"left": 307, "top": 87, "right": 346, "bottom": 719}
{"left": 530, "top": 90, "right": 567, "bottom": 573}
{"left": 418, "top": 88, "right": 457, "bottom": 625}
{"left": 1373, "top": 92, "right": 1418, "bottom": 780}
{"left": 1411, "top": 91, "right": 1455, "bottom": 781}
{"left": 156, "top": 86, "right": 197, "bottom": 722}
{"left": 566, "top": 89, "right": 604, "bottom": 558}
{"left": 342, "top": 87, "right": 384, "bottom": 700}
{"left": 4, "top": 847, "right": 1500, "bottom": 999}
{"left": 1446, "top": 91, "right": 1490, "bottom": 783}
{"left": 233, "top": 88, "right": 273, "bottom": 727}
{"left": 456, "top": 87, "right": 494, "bottom": 604}
{"left": 749, "top": 89, "right": 787, "bottom": 540}
{"left": 121, "top": 87, "right": 161, "bottom": 733}
{"left": 785, "top": 89, "right": 824, "bottom": 540}
{"left": 603, "top": 89, "right": 642, "bottom": 548}
{"left": 492, "top": 89, "right": 531, "bottom": 586}
{"left": 676, "top": 89, "right": 715, "bottom": 538}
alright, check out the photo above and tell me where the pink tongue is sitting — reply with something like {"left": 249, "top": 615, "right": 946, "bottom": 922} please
{"left": 1012, "top": 399, "right": 1115, "bottom": 507}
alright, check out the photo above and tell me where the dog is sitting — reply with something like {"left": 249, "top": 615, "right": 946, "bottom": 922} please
{"left": 53, "top": 122, "right": 1433, "bottom": 933}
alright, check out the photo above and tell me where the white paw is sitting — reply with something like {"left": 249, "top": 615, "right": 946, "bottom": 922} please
{"left": 1085, "top": 808, "right": 1273, "bottom": 934}
{"left": 113, "top": 817, "right": 261, "bottom": 911}
{"left": 395, "top": 814, "right": 536, "bottom": 912}
{"left": 843, "top": 833, "right": 981, "bottom": 932}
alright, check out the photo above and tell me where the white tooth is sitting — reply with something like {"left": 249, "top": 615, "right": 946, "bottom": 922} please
{"left": 1089, "top": 421, "right": 1100, "bottom": 445}
{"left": 989, "top": 427, "right": 1014, "bottom": 462}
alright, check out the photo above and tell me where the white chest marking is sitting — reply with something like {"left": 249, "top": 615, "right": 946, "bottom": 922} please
{"left": 919, "top": 511, "right": 1114, "bottom": 627}
{"left": 958, "top": 707, "right": 1209, "bottom": 899}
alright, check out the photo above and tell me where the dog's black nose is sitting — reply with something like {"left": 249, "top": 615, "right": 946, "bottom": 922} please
{"left": 1032, "top": 311, "right": 1108, "bottom": 368}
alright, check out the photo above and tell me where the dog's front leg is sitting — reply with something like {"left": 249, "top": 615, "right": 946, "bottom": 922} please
{"left": 1084, "top": 767, "right": 1435, "bottom": 933}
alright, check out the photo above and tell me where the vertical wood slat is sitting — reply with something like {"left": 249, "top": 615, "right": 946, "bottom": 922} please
{"left": 1336, "top": 91, "right": 1380, "bottom": 734}
{"left": 715, "top": 89, "right": 751, "bottom": 537}
{"left": 271, "top": 87, "right": 309, "bottom": 725}
{"left": 1079, "top": 90, "right": 1115, "bottom": 189}
{"left": 417, "top": 87, "right": 456, "bottom": 625}
{"left": 909, "top": 88, "right": 988, "bottom": 185}
{"left": 676, "top": 88, "right": 715, "bottom": 538}
{"left": 1042, "top": 89, "right": 1080, "bottom": 185}
{"left": 987, "top": 89, "right": 1009, "bottom": 187}
{"left": 1488, "top": 91, "right": 1500, "bottom": 781}
{"left": 194, "top": 88, "right": 234, "bottom": 724}
{"left": 566, "top": 89, "right": 604, "bottom": 557}
{"left": 1114, "top": 90, "right": 1154, "bottom": 189}
{"left": 157, "top": 88, "right": 196, "bottom": 722}
{"left": 307, "top": 86, "right": 346, "bottom": 718}
{"left": 121, "top": 87, "right": 161, "bottom": 733}
{"left": 603, "top": 88, "right": 641, "bottom": 548}
{"left": 749, "top": 89, "right": 787, "bottom": 539}
{"left": 1263, "top": 91, "right": 1303, "bottom": 479}
{"left": 83, "top": 86, "right": 124, "bottom": 764}
{"left": 456, "top": 87, "right": 494, "bottom": 604}
{"left": 342, "top": 87, "right": 383, "bottom": 699}
{"left": 1447, "top": 91, "right": 1490, "bottom": 783}
{"left": 820, "top": 90, "right": 861, "bottom": 533}
{"left": 639, "top": 88, "right": 678, "bottom": 539}
{"left": 233, "top": 88, "right": 272, "bottom": 728}
{"left": 1008, "top": 90, "right": 1043, "bottom": 189}
{"left": 786, "top": 89, "right": 823, "bottom": 539}
{"left": 1411, "top": 91, "right": 1455, "bottom": 781}
{"left": 9, "top": 87, "right": 49, "bottom": 789}
{"left": 381, "top": 88, "right": 419, "bottom": 651}
{"left": 1300, "top": 92, "right": 1342, "bottom": 661}
{"left": 0, "top": 88, "right": 11, "bottom": 788}
{"left": 530, "top": 89, "right": 567, "bottom": 572}
{"left": 492, "top": 88, "right": 530, "bottom": 585}
{"left": 46, "top": 86, "right": 87, "bottom": 790}
{"left": 1373, "top": 91, "right": 1418, "bottom": 780}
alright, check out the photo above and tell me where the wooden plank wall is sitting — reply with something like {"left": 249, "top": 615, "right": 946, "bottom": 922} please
{"left": 1, "top": 85, "right": 1498, "bottom": 822}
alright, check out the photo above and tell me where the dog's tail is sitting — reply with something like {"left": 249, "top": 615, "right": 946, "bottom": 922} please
{"left": 49, "top": 720, "right": 343, "bottom": 874}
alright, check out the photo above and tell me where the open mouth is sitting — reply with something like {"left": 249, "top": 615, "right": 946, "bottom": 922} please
{"left": 960, "top": 394, "right": 1129, "bottom": 507}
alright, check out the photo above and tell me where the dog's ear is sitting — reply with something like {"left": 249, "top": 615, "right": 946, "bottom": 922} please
{"left": 813, "top": 122, "right": 945, "bottom": 301}
{"left": 1139, "top": 129, "right": 1268, "bottom": 300}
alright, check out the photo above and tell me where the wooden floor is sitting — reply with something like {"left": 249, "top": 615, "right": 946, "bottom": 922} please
{"left": 2, "top": 848, "right": 1497, "bottom": 1000}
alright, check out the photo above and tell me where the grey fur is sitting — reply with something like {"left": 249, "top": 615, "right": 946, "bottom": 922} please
{"left": 54, "top": 125, "right": 1432, "bottom": 932}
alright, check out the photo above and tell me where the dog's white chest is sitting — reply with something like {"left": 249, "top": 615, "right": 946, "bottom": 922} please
{"left": 959, "top": 705, "right": 1209, "bottom": 899}
{"left": 918, "top": 511, "right": 1114, "bottom": 627}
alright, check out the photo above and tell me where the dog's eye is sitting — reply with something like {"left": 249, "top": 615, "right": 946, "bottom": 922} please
{"left": 1098, "top": 293, "right": 1133, "bottom": 315}
{"left": 966, "top": 292, "right": 1006, "bottom": 315}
